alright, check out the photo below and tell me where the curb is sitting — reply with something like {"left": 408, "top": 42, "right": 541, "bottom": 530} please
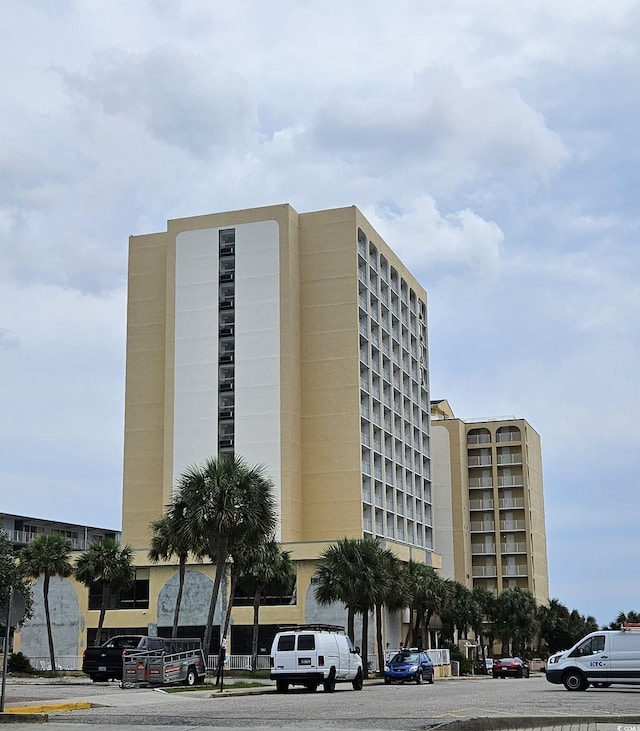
{"left": 431, "top": 715, "right": 640, "bottom": 730}
{"left": 2, "top": 701, "right": 92, "bottom": 715}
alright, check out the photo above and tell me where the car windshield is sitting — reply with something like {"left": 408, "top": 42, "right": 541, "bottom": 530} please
{"left": 392, "top": 652, "right": 420, "bottom": 663}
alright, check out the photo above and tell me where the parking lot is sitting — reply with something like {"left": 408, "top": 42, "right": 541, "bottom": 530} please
{"left": 2, "top": 673, "right": 640, "bottom": 730}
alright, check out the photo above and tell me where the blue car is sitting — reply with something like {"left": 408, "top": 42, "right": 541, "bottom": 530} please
{"left": 384, "top": 649, "right": 435, "bottom": 685}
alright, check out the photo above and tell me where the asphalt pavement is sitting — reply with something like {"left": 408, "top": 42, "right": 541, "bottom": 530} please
{"left": 1, "top": 674, "right": 639, "bottom": 731}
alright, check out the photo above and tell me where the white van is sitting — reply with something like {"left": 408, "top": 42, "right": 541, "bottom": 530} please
{"left": 270, "top": 624, "right": 363, "bottom": 693}
{"left": 546, "top": 624, "right": 640, "bottom": 690}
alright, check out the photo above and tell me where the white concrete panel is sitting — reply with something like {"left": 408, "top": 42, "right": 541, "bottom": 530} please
{"left": 431, "top": 425, "right": 455, "bottom": 580}
{"left": 174, "top": 229, "right": 219, "bottom": 489}
{"left": 234, "top": 221, "right": 282, "bottom": 536}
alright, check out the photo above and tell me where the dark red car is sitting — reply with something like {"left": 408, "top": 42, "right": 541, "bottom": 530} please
{"left": 492, "top": 657, "right": 530, "bottom": 678}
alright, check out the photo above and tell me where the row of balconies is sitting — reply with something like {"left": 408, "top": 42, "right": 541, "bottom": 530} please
{"left": 467, "top": 454, "right": 522, "bottom": 466}
{"left": 469, "top": 497, "right": 525, "bottom": 510}
{"left": 471, "top": 541, "right": 528, "bottom": 555}
{"left": 472, "top": 564, "right": 529, "bottom": 578}
{"left": 470, "top": 519, "right": 526, "bottom": 532}
{"left": 467, "top": 432, "right": 521, "bottom": 445}
{"left": 468, "top": 476, "right": 524, "bottom": 488}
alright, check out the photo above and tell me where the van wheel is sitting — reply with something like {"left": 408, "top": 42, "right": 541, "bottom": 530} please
{"left": 323, "top": 668, "right": 336, "bottom": 693}
{"left": 305, "top": 683, "right": 318, "bottom": 692}
{"left": 563, "top": 670, "right": 588, "bottom": 691}
{"left": 415, "top": 670, "right": 423, "bottom": 685}
{"left": 428, "top": 673, "right": 434, "bottom": 685}
{"left": 276, "top": 680, "right": 289, "bottom": 694}
{"left": 185, "top": 667, "right": 197, "bottom": 687}
{"left": 352, "top": 668, "right": 363, "bottom": 691}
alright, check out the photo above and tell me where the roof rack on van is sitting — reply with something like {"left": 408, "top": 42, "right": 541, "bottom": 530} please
{"left": 622, "top": 623, "right": 640, "bottom": 631}
{"left": 277, "top": 623, "right": 345, "bottom": 633}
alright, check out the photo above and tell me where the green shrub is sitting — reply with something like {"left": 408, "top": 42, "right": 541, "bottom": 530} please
{"left": 8, "top": 652, "right": 34, "bottom": 674}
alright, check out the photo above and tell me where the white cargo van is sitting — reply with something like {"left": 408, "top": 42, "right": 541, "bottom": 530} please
{"left": 270, "top": 624, "right": 363, "bottom": 693}
{"left": 546, "top": 623, "right": 640, "bottom": 690}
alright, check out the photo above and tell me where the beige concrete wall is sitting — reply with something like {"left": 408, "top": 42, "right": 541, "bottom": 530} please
{"left": 298, "top": 208, "right": 363, "bottom": 541}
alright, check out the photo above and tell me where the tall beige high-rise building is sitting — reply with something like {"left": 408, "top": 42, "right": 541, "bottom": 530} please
{"left": 121, "top": 204, "right": 437, "bottom": 647}
{"left": 430, "top": 399, "right": 549, "bottom": 605}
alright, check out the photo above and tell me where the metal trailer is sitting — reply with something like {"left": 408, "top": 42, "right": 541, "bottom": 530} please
{"left": 121, "top": 645, "right": 207, "bottom": 688}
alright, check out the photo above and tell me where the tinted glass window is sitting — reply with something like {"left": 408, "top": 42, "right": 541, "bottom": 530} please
{"left": 297, "top": 635, "right": 315, "bottom": 651}
{"left": 277, "top": 635, "right": 295, "bottom": 651}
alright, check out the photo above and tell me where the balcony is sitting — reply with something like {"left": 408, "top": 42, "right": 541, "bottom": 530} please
{"left": 467, "top": 434, "right": 491, "bottom": 445}
{"left": 219, "top": 271, "right": 234, "bottom": 283}
{"left": 219, "top": 244, "right": 235, "bottom": 256}
{"left": 501, "top": 542, "right": 528, "bottom": 554}
{"left": 470, "top": 521, "right": 495, "bottom": 532}
{"left": 498, "top": 476, "right": 523, "bottom": 487}
{"left": 219, "top": 408, "right": 234, "bottom": 420}
{"left": 219, "top": 437, "right": 234, "bottom": 449}
{"left": 219, "top": 352, "right": 234, "bottom": 364}
{"left": 472, "top": 565, "right": 497, "bottom": 578}
{"left": 500, "top": 520, "right": 525, "bottom": 531}
{"left": 468, "top": 456, "right": 492, "bottom": 467}
{"left": 499, "top": 497, "right": 524, "bottom": 509}
{"left": 497, "top": 454, "right": 522, "bottom": 465}
{"left": 471, "top": 544, "right": 496, "bottom": 555}
{"left": 469, "top": 499, "right": 494, "bottom": 511}
{"left": 219, "top": 380, "right": 235, "bottom": 392}
{"left": 219, "top": 299, "right": 235, "bottom": 311}
{"left": 219, "top": 325, "right": 234, "bottom": 337}
{"left": 502, "top": 564, "right": 528, "bottom": 577}
{"left": 468, "top": 477, "right": 493, "bottom": 488}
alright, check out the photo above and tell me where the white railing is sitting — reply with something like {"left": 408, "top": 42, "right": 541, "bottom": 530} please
{"left": 469, "top": 499, "right": 494, "bottom": 510}
{"left": 502, "top": 565, "right": 529, "bottom": 577}
{"left": 500, "top": 520, "right": 525, "bottom": 530}
{"left": 207, "top": 654, "right": 271, "bottom": 671}
{"left": 472, "top": 566, "right": 497, "bottom": 577}
{"left": 471, "top": 544, "right": 496, "bottom": 555}
{"left": 501, "top": 542, "right": 527, "bottom": 553}
{"left": 29, "top": 654, "right": 272, "bottom": 673}
{"left": 499, "top": 498, "right": 524, "bottom": 509}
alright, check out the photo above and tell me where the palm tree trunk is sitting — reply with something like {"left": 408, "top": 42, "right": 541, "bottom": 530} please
{"left": 375, "top": 603, "right": 384, "bottom": 677}
{"left": 347, "top": 606, "right": 355, "bottom": 642}
{"left": 172, "top": 558, "right": 186, "bottom": 638}
{"left": 251, "top": 589, "right": 261, "bottom": 671}
{"left": 361, "top": 609, "right": 369, "bottom": 679}
{"left": 43, "top": 575, "right": 56, "bottom": 674}
{"left": 96, "top": 584, "right": 109, "bottom": 646}
{"left": 203, "top": 541, "right": 227, "bottom": 654}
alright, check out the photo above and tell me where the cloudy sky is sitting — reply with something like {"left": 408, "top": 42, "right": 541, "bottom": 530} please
{"left": 2, "top": 1, "right": 639, "bottom": 627}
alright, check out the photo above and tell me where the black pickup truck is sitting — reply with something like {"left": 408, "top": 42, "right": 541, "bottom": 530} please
{"left": 82, "top": 635, "right": 164, "bottom": 681}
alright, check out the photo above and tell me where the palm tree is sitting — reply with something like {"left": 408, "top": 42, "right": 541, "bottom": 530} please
{"left": 373, "top": 547, "right": 404, "bottom": 676}
{"left": 174, "top": 455, "right": 277, "bottom": 654}
{"left": 20, "top": 534, "right": 73, "bottom": 673}
{"left": 470, "top": 586, "right": 496, "bottom": 667}
{"left": 0, "top": 530, "right": 33, "bottom": 627}
{"left": 493, "top": 587, "right": 537, "bottom": 656}
{"left": 148, "top": 495, "right": 204, "bottom": 637}
{"left": 314, "top": 538, "right": 395, "bottom": 678}
{"left": 74, "top": 537, "right": 135, "bottom": 646}
{"left": 314, "top": 538, "right": 361, "bottom": 642}
{"left": 404, "top": 562, "right": 451, "bottom": 649}
{"left": 239, "top": 539, "right": 296, "bottom": 670}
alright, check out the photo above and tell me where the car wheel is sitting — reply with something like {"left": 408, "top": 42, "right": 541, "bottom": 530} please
{"left": 323, "top": 668, "right": 336, "bottom": 693}
{"left": 428, "top": 673, "right": 434, "bottom": 684}
{"left": 184, "top": 667, "right": 197, "bottom": 687}
{"left": 352, "top": 668, "right": 363, "bottom": 691}
{"left": 563, "top": 670, "right": 588, "bottom": 691}
{"left": 276, "top": 680, "right": 289, "bottom": 694}
{"left": 416, "top": 670, "right": 423, "bottom": 685}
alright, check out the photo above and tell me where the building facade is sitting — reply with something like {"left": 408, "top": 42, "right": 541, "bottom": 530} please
{"left": 119, "top": 204, "right": 437, "bottom": 652}
{"left": 430, "top": 399, "right": 549, "bottom": 605}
